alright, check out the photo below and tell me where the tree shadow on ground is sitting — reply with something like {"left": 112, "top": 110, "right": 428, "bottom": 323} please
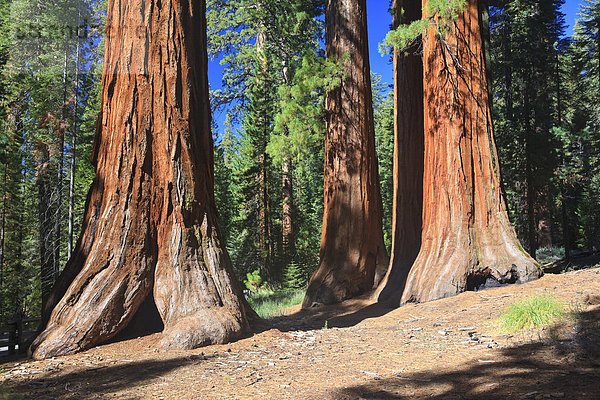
{"left": 1, "top": 353, "right": 218, "bottom": 400}
{"left": 334, "top": 307, "right": 600, "bottom": 400}
{"left": 268, "top": 293, "right": 396, "bottom": 332}
{"left": 0, "top": 353, "right": 27, "bottom": 366}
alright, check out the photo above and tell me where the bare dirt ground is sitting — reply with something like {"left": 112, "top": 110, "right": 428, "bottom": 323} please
{"left": 1, "top": 268, "right": 599, "bottom": 400}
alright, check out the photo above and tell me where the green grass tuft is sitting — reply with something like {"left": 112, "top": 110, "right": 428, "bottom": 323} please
{"left": 500, "top": 293, "right": 566, "bottom": 332}
{"left": 248, "top": 289, "right": 305, "bottom": 319}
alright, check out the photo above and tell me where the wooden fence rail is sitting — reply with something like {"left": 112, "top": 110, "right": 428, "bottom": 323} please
{"left": 0, "top": 318, "right": 41, "bottom": 355}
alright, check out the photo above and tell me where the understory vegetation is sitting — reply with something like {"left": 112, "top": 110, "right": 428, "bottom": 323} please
{"left": 248, "top": 289, "right": 305, "bottom": 319}
{"left": 500, "top": 294, "right": 567, "bottom": 331}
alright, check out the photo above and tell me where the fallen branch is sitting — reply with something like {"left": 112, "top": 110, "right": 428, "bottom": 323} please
{"left": 478, "top": 294, "right": 514, "bottom": 301}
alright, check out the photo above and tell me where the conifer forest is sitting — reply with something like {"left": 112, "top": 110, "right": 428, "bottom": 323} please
{"left": 0, "top": 0, "right": 599, "bottom": 396}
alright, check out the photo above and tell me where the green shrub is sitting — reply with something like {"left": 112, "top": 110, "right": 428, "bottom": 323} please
{"left": 500, "top": 293, "right": 566, "bottom": 331}
{"left": 536, "top": 247, "right": 565, "bottom": 264}
{"left": 244, "top": 269, "right": 264, "bottom": 293}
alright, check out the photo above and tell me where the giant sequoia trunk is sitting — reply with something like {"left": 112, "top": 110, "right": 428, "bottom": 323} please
{"left": 401, "top": 0, "right": 540, "bottom": 304}
{"left": 375, "top": 0, "right": 424, "bottom": 305}
{"left": 302, "top": 0, "right": 388, "bottom": 307}
{"left": 30, "top": 0, "right": 253, "bottom": 359}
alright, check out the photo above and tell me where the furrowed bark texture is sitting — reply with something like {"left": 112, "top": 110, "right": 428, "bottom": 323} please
{"left": 401, "top": 0, "right": 541, "bottom": 304}
{"left": 302, "top": 0, "right": 388, "bottom": 307}
{"left": 30, "top": 0, "right": 252, "bottom": 359}
{"left": 375, "top": 0, "right": 424, "bottom": 306}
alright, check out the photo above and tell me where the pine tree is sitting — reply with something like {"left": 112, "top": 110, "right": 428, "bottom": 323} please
{"left": 562, "top": 0, "right": 600, "bottom": 251}
{"left": 208, "top": 0, "right": 325, "bottom": 285}
{"left": 490, "top": 0, "right": 566, "bottom": 259}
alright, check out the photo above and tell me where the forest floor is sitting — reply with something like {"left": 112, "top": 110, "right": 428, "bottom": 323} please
{"left": 1, "top": 267, "right": 600, "bottom": 399}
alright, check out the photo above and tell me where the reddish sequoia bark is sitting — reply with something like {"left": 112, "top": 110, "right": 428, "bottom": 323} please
{"left": 375, "top": 0, "right": 424, "bottom": 305}
{"left": 401, "top": 0, "right": 541, "bottom": 304}
{"left": 30, "top": 0, "right": 253, "bottom": 359}
{"left": 302, "top": 0, "right": 388, "bottom": 307}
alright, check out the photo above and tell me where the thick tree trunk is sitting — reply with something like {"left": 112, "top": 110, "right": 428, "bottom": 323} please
{"left": 30, "top": 0, "right": 254, "bottom": 359}
{"left": 302, "top": 0, "right": 388, "bottom": 307}
{"left": 375, "top": 0, "right": 424, "bottom": 305}
{"left": 401, "top": 0, "right": 540, "bottom": 304}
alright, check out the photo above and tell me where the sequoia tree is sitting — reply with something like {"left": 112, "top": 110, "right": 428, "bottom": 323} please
{"left": 375, "top": 0, "right": 424, "bottom": 305}
{"left": 29, "top": 0, "right": 254, "bottom": 359}
{"left": 400, "top": 0, "right": 540, "bottom": 303}
{"left": 302, "top": 0, "right": 388, "bottom": 307}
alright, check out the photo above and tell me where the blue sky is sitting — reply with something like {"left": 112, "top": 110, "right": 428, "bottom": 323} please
{"left": 209, "top": 0, "right": 585, "bottom": 136}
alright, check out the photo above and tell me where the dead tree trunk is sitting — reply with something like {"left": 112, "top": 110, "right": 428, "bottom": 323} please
{"left": 375, "top": 0, "right": 424, "bottom": 306}
{"left": 30, "top": 0, "right": 254, "bottom": 359}
{"left": 302, "top": 0, "right": 388, "bottom": 307}
{"left": 401, "top": 0, "right": 540, "bottom": 304}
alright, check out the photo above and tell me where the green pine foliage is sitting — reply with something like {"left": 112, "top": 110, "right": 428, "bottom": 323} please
{"left": 490, "top": 0, "right": 567, "bottom": 257}
{"left": 489, "top": 0, "right": 600, "bottom": 258}
{"left": 569, "top": 0, "right": 600, "bottom": 250}
{"left": 372, "top": 73, "right": 394, "bottom": 253}
{"left": 209, "top": 0, "right": 327, "bottom": 288}
{"left": 381, "top": 0, "right": 467, "bottom": 52}
{"left": 268, "top": 50, "right": 343, "bottom": 164}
